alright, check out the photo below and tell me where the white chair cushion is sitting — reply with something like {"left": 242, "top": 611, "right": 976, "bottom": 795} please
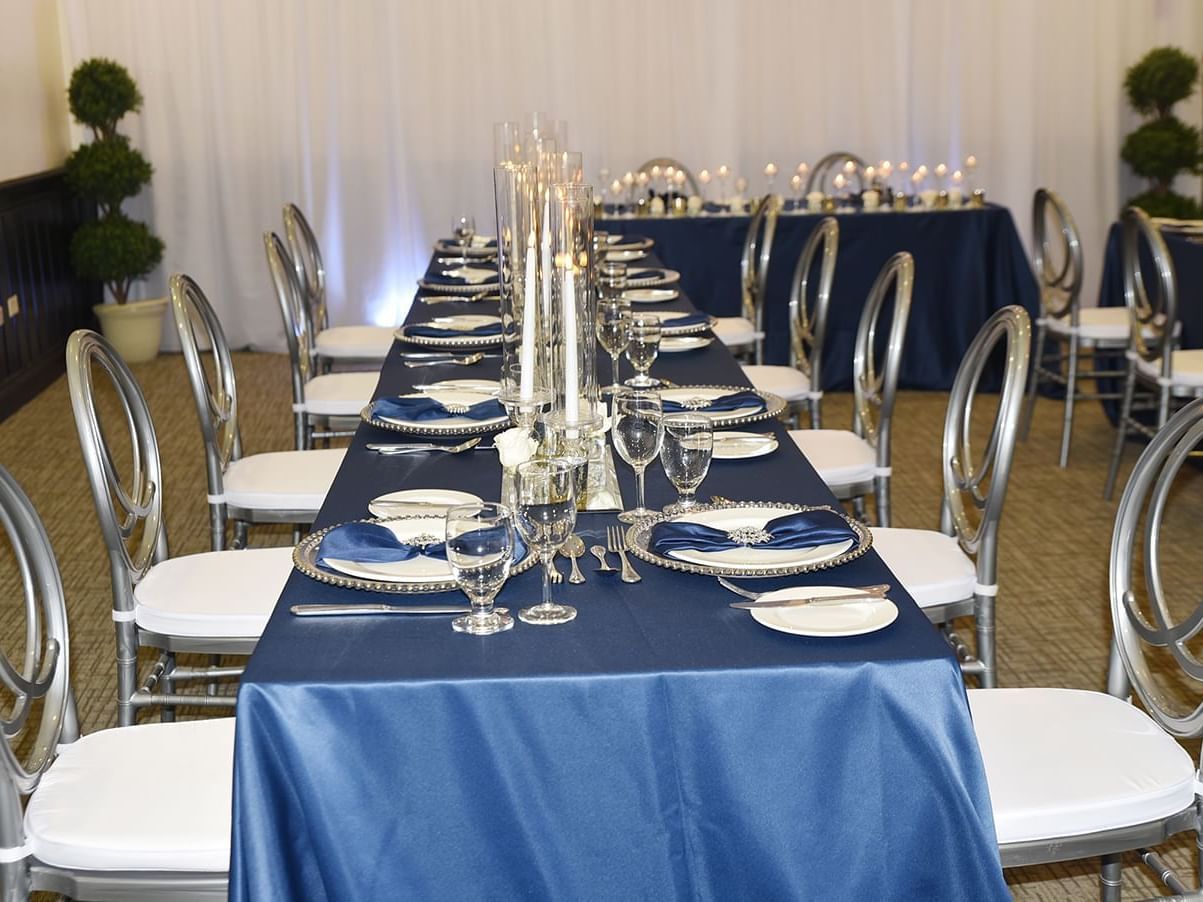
{"left": 314, "top": 325, "right": 394, "bottom": 360}
{"left": 788, "top": 430, "right": 876, "bottom": 486}
{"left": 302, "top": 371, "right": 379, "bottom": 416}
{"left": 1046, "top": 307, "right": 1129, "bottom": 344}
{"left": 969, "top": 688, "right": 1196, "bottom": 846}
{"left": 870, "top": 527, "right": 976, "bottom": 607}
{"left": 222, "top": 448, "right": 345, "bottom": 511}
{"left": 712, "top": 316, "right": 760, "bottom": 347}
{"left": 25, "top": 718, "right": 234, "bottom": 872}
{"left": 741, "top": 365, "right": 812, "bottom": 401}
{"left": 133, "top": 546, "right": 293, "bottom": 637}
{"left": 1136, "top": 349, "right": 1203, "bottom": 389}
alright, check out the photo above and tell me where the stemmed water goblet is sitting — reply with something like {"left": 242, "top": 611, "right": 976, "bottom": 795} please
{"left": 624, "top": 313, "right": 661, "bottom": 387}
{"left": 612, "top": 388, "right": 664, "bottom": 523}
{"left": 451, "top": 215, "right": 476, "bottom": 262}
{"left": 660, "top": 413, "right": 714, "bottom": 514}
{"left": 514, "top": 459, "right": 578, "bottom": 625}
{"left": 597, "top": 298, "right": 632, "bottom": 396}
{"left": 445, "top": 502, "right": 516, "bottom": 635}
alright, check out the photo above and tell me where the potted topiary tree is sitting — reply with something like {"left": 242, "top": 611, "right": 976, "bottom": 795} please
{"left": 64, "top": 58, "right": 166, "bottom": 362}
{"left": 1120, "top": 47, "right": 1203, "bottom": 219}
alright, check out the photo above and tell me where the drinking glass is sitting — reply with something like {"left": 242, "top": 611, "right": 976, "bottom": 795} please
{"left": 514, "top": 459, "right": 578, "bottom": 625}
{"left": 499, "top": 361, "right": 553, "bottom": 431}
{"left": 445, "top": 503, "right": 516, "bottom": 635}
{"left": 546, "top": 410, "right": 603, "bottom": 507}
{"left": 625, "top": 313, "right": 661, "bottom": 387}
{"left": 597, "top": 298, "right": 631, "bottom": 396}
{"left": 660, "top": 414, "right": 714, "bottom": 513}
{"left": 612, "top": 388, "right": 664, "bottom": 523}
{"left": 452, "top": 215, "right": 476, "bottom": 261}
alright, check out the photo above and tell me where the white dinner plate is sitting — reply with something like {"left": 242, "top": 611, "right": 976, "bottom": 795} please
{"left": 660, "top": 336, "right": 713, "bottom": 353}
{"left": 626, "top": 267, "right": 681, "bottom": 287}
{"left": 606, "top": 249, "right": 647, "bottom": 263}
{"left": 321, "top": 516, "right": 459, "bottom": 584}
{"left": 623, "top": 288, "right": 679, "bottom": 304}
{"left": 712, "top": 431, "right": 778, "bottom": 459}
{"left": 664, "top": 504, "right": 855, "bottom": 571}
{"left": 368, "top": 488, "right": 483, "bottom": 519}
{"left": 376, "top": 388, "right": 508, "bottom": 431}
{"left": 748, "top": 587, "right": 899, "bottom": 637}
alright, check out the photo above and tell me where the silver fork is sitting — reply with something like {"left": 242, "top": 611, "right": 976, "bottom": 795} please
{"left": 544, "top": 558, "right": 563, "bottom": 584}
{"left": 717, "top": 577, "right": 890, "bottom": 603}
{"left": 365, "top": 438, "right": 482, "bottom": 455}
{"left": 606, "top": 526, "right": 641, "bottom": 584}
{"left": 403, "top": 353, "right": 485, "bottom": 368}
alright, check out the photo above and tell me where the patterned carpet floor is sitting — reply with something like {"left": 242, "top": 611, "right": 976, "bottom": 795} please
{"left": 0, "top": 349, "right": 1199, "bottom": 899}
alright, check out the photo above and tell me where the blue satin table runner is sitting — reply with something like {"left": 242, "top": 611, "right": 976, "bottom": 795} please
{"left": 229, "top": 252, "right": 1008, "bottom": 901}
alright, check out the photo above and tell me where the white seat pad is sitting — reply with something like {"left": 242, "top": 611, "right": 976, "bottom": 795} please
{"left": 314, "top": 325, "right": 394, "bottom": 360}
{"left": 870, "top": 527, "right": 976, "bottom": 607}
{"left": 302, "top": 371, "right": 379, "bottom": 416}
{"left": 712, "top": 316, "right": 759, "bottom": 347}
{"left": 1046, "top": 307, "right": 1129, "bottom": 343}
{"left": 788, "top": 429, "right": 876, "bottom": 486}
{"left": 25, "top": 718, "right": 234, "bottom": 872}
{"left": 1136, "top": 349, "right": 1203, "bottom": 388}
{"left": 741, "top": 365, "right": 812, "bottom": 401}
{"left": 222, "top": 448, "right": 345, "bottom": 511}
{"left": 969, "top": 688, "right": 1195, "bottom": 846}
{"left": 133, "top": 546, "right": 293, "bottom": 637}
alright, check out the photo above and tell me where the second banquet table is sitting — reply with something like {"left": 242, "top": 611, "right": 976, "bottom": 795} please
{"left": 229, "top": 252, "right": 1008, "bottom": 900}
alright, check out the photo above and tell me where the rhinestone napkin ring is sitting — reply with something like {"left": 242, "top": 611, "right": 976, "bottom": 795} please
{"left": 726, "top": 526, "right": 774, "bottom": 546}
{"left": 441, "top": 403, "right": 470, "bottom": 415}
{"left": 408, "top": 533, "right": 442, "bottom": 548}
{"left": 680, "top": 397, "right": 713, "bottom": 410}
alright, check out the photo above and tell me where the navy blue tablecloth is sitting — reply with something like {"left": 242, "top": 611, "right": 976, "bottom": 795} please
{"left": 602, "top": 206, "right": 1039, "bottom": 390}
{"left": 1099, "top": 223, "right": 1203, "bottom": 346}
{"left": 229, "top": 257, "right": 1007, "bottom": 901}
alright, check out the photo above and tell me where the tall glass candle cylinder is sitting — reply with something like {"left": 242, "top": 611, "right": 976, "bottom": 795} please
{"left": 547, "top": 183, "right": 598, "bottom": 424}
{"left": 492, "top": 163, "right": 545, "bottom": 399}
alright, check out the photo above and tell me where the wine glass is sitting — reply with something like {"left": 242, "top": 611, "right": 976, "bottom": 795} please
{"left": 660, "top": 414, "right": 714, "bottom": 514}
{"left": 612, "top": 388, "right": 664, "bottom": 523}
{"left": 625, "top": 313, "right": 661, "bottom": 387}
{"left": 445, "top": 502, "right": 516, "bottom": 635}
{"left": 451, "top": 215, "right": 476, "bottom": 262}
{"left": 514, "top": 459, "right": 578, "bottom": 625}
{"left": 597, "top": 298, "right": 632, "bottom": 396}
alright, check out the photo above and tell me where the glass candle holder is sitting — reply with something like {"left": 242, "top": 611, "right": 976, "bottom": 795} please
{"left": 547, "top": 182, "right": 599, "bottom": 425}
{"left": 493, "top": 163, "right": 547, "bottom": 402}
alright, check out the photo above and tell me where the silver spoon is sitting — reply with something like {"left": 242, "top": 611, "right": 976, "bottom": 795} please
{"left": 403, "top": 353, "right": 485, "bottom": 368}
{"left": 560, "top": 535, "right": 587, "bottom": 584}
{"left": 590, "top": 544, "right": 617, "bottom": 573}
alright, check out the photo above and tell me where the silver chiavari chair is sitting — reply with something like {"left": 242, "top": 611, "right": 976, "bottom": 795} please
{"left": 0, "top": 464, "right": 233, "bottom": 899}
{"left": 969, "top": 399, "right": 1203, "bottom": 901}
{"left": 1021, "top": 189, "right": 1129, "bottom": 467}
{"left": 788, "top": 251, "right": 914, "bottom": 526}
{"left": 283, "top": 203, "right": 395, "bottom": 365}
{"left": 264, "top": 232, "right": 377, "bottom": 450}
{"left": 804, "top": 151, "right": 866, "bottom": 195}
{"left": 1104, "top": 206, "right": 1202, "bottom": 499}
{"left": 872, "top": 305, "right": 1031, "bottom": 687}
{"left": 170, "top": 274, "right": 345, "bottom": 550}
{"left": 712, "top": 195, "right": 778, "bottom": 364}
{"left": 67, "top": 329, "right": 290, "bottom": 725}
{"left": 741, "top": 216, "right": 838, "bottom": 428}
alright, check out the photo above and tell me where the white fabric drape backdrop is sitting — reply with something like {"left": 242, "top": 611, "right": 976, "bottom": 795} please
{"left": 58, "top": 0, "right": 1203, "bottom": 350}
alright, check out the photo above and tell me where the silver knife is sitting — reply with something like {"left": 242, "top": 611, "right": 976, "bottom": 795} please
{"left": 730, "top": 592, "right": 890, "bottom": 610}
{"left": 291, "top": 603, "right": 472, "bottom": 616}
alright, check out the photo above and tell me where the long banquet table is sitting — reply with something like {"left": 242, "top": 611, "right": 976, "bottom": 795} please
{"left": 601, "top": 205, "right": 1039, "bottom": 390}
{"left": 229, "top": 252, "right": 1009, "bottom": 901}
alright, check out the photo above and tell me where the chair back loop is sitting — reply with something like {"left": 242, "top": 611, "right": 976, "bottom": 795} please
{"left": 1031, "top": 188, "right": 1083, "bottom": 321}
{"left": 283, "top": 203, "right": 329, "bottom": 332}
{"left": 789, "top": 217, "right": 839, "bottom": 386}
{"left": 0, "top": 466, "right": 72, "bottom": 796}
{"left": 852, "top": 252, "right": 914, "bottom": 461}
{"left": 169, "top": 275, "right": 241, "bottom": 489}
{"left": 805, "top": 151, "right": 867, "bottom": 195}
{"left": 942, "top": 306, "right": 1032, "bottom": 558}
{"left": 65, "top": 330, "right": 163, "bottom": 585}
{"left": 1122, "top": 206, "right": 1178, "bottom": 366}
{"left": 265, "top": 232, "right": 316, "bottom": 406}
{"left": 1110, "top": 398, "right": 1203, "bottom": 738}
{"left": 740, "top": 196, "right": 778, "bottom": 328}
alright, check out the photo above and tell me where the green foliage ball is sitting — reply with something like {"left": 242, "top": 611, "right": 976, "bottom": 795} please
{"left": 70, "top": 215, "right": 164, "bottom": 290}
{"left": 63, "top": 137, "right": 152, "bottom": 209}
{"left": 68, "top": 58, "right": 143, "bottom": 136}
{"left": 1127, "top": 189, "right": 1203, "bottom": 220}
{"left": 1124, "top": 47, "right": 1199, "bottom": 118}
{"left": 1121, "top": 118, "right": 1203, "bottom": 185}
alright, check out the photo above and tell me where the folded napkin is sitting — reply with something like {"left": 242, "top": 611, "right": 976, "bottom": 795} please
{"left": 424, "top": 267, "right": 499, "bottom": 286}
{"left": 662, "top": 390, "right": 765, "bottom": 415}
{"left": 444, "top": 236, "right": 497, "bottom": 248}
{"left": 317, "top": 522, "right": 526, "bottom": 571}
{"left": 371, "top": 395, "right": 505, "bottom": 422}
{"left": 660, "top": 313, "right": 711, "bottom": 329}
{"left": 609, "top": 234, "right": 649, "bottom": 247}
{"left": 405, "top": 321, "right": 503, "bottom": 339}
{"left": 649, "top": 509, "right": 857, "bottom": 558}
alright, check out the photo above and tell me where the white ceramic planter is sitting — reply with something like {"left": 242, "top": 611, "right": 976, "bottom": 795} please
{"left": 92, "top": 297, "right": 168, "bottom": 364}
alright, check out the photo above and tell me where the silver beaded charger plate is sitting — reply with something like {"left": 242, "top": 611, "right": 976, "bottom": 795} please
{"left": 625, "top": 267, "right": 681, "bottom": 287}
{"left": 643, "top": 311, "right": 717, "bottom": 336}
{"left": 360, "top": 389, "right": 509, "bottom": 436}
{"left": 433, "top": 238, "right": 499, "bottom": 258}
{"left": 606, "top": 235, "right": 653, "bottom": 252}
{"left": 657, "top": 385, "right": 786, "bottom": 426}
{"left": 394, "top": 314, "right": 504, "bottom": 348}
{"left": 417, "top": 271, "right": 500, "bottom": 295}
{"left": 293, "top": 514, "right": 536, "bottom": 594}
{"left": 624, "top": 501, "right": 872, "bottom": 578}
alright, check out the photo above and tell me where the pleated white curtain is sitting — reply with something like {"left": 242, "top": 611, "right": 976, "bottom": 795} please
{"left": 58, "top": 0, "right": 1203, "bottom": 350}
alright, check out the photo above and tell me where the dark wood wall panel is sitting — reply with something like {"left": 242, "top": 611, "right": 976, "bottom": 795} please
{"left": 0, "top": 170, "right": 98, "bottom": 421}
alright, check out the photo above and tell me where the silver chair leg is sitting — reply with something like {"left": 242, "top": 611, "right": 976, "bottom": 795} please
{"left": 1106, "top": 639, "right": 1132, "bottom": 700}
{"left": 209, "top": 503, "right": 226, "bottom": 551}
{"left": 808, "top": 396, "right": 822, "bottom": 430}
{"left": 232, "top": 520, "right": 249, "bottom": 550}
{"left": 1021, "top": 320, "right": 1049, "bottom": 440}
{"left": 160, "top": 652, "right": 176, "bottom": 723}
{"left": 851, "top": 495, "right": 867, "bottom": 523}
{"left": 1104, "top": 363, "right": 1138, "bottom": 500}
{"left": 975, "top": 591, "right": 996, "bottom": 688}
{"left": 1059, "top": 333, "right": 1079, "bottom": 468}
{"left": 1100, "top": 852, "right": 1123, "bottom": 902}
{"left": 874, "top": 474, "right": 891, "bottom": 528}
{"left": 295, "top": 412, "right": 308, "bottom": 451}
{"left": 116, "top": 620, "right": 138, "bottom": 727}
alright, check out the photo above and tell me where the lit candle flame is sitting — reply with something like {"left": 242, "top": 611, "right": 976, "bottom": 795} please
{"left": 699, "top": 169, "right": 711, "bottom": 184}
{"left": 764, "top": 162, "right": 778, "bottom": 177}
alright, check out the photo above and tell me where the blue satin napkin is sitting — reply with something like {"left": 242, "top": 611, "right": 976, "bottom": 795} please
{"left": 661, "top": 389, "right": 765, "bottom": 415}
{"left": 370, "top": 395, "right": 505, "bottom": 422}
{"left": 660, "top": 313, "right": 711, "bottom": 329}
{"left": 650, "top": 509, "right": 858, "bottom": 558}
{"left": 405, "top": 321, "right": 503, "bottom": 338}
{"left": 317, "top": 521, "right": 526, "bottom": 572}
{"left": 423, "top": 269, "right": 499, "bottom": 286}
